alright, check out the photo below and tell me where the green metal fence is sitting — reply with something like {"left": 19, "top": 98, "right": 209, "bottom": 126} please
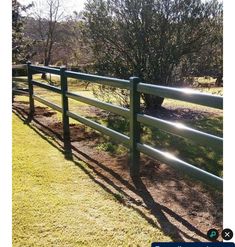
{"left": 12, "top": 64, "right": 28, "bottom": 98}
{"left": 16, "top": 63, "right": 223, "bottom": 191}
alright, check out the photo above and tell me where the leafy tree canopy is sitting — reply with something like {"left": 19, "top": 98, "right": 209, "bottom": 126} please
{"left": 83, "top": 0, "right": 222, "bottom": 107}
{"left": 12, "top": 0, "right": 35, "bottom": 64}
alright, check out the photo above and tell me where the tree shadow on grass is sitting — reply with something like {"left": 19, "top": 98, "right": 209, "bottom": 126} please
{"left": 13, "top": 103, "right": 221, "bottom": 242}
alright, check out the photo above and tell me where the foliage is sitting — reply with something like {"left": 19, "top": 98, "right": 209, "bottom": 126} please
{"left": 60, "top": 13, "right": 94, "bottom": 66}
{"left": 12, "top": 0, "right": 35, "bottom": 64}
{"left": 180, "top": 10, "right": 223, "bottom": 81}
{"left": 92, "top": 85, "right": 130, "bottom": 107}
{"left": 30, "top": 0, "right": 65, "bottom": 67}
{"left": 23, "top": 10, "right": 93, "bottom": 68}
{"left": 83, "top": 0, "right": 223, "bottom": 108}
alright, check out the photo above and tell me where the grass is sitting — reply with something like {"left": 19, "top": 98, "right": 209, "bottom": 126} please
{"left": 196, "top": 76, "right": 216, "bottom": 84}
{"left": 12, "top": 114, "right": 172, "bottom": 246}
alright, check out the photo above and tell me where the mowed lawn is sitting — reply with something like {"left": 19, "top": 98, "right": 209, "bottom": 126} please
{"left": 12, "top": 114, "right": 171, "bottom": 247}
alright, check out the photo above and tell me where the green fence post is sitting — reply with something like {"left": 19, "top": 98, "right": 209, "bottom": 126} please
{"left": 27, "top": 61, "right": 34, "bottom": 117}
{"left": 60, "top": 66, "right": 71, "bottom": 158}
{"left": 129, "top": 77, "right": 141, "bottom": 178}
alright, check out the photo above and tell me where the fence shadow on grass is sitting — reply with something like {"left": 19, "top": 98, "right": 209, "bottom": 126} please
{"left": 13, "top": 104, "right": 219, "bottom": 242}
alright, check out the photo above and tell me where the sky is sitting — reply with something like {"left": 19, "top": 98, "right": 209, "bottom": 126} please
{"left": 18, "top": 0, "right": 223, "bottom": 17}
{"left": 18, "top": 0, "right": 87, "bottom": 16}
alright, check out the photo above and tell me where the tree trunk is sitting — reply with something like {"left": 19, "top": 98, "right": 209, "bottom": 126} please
{"left": 215, "top": 75, "right": 223, "bottom": 87}
{"left": 142, "top": 77, "right": 165, "bottom": 109}
{"left": 41, "top": 58, "right": 50, "bottom": 79}
{"left": 41, "top": 73, "right": 47, "bottom": 80}
{"left": 143, "top": 94, "right": 164, "bottom": 110}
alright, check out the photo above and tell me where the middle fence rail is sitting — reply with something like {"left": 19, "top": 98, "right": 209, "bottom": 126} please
{"left": 23, "top": 62, "right": 223, "bottom": 191}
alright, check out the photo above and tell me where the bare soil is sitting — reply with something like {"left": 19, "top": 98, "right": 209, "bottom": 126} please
{"left": 12, "top": 101, "right": 223, "bottom": 242}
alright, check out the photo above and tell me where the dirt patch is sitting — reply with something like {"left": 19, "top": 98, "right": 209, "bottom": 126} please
{"left": 12, "top": 101, "right": 223, "bottom": 242}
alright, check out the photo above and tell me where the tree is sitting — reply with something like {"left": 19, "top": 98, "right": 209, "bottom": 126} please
{"left": 180, "top": 2, "right": 223, "bottom": 85}
{"left": 55, "top": 12, "right": 94, "bottom": 66}
{"left": 33, "top": 0, "right": 64, "bottom": 69}
{"left": 12, "top": 0, "right": 35, "bottom": 64}
{"left": 83, "top": 0, "right": 223, "bottom": 109}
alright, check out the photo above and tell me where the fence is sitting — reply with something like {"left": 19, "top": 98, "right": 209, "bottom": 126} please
{"left": 13, "top": 63, "right": 223, "bottom": 191}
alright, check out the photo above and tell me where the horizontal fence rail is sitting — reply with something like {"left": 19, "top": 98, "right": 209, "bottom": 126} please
{"left": 14, "top": 63, "right": 223, "bottom": 191}
{"left": 12, "top": 65, "right": 29, "bottom": 101}
{"left": 30, "top": 65, "right": 61, "bottom": 75}
{"left": 67, "top": 111, "right": 130, "bottom": 146}
{"left": 137, "top": 83, "right": 223, "bottom": 109}
{"left": 12, "top": 64, "right": 27, "bottom": 69}
{"left": 137, "top": 114, "right": 223, "bottom": 152}
{"left": 12, "top": 88, "right": 29, "bottom": 95}
{"left": 66, "top": 91, "right": 130, "bottom": 118}
{"left": 32, "top": 80, "right": 61, "bottom": 94}
{"left": 65, "top": 71, "right": 130, "bottom": 89}
{"left": 12, "top": 77, "right": 28, "bottom": 83}
{"left": 137, "top": 143, "right": 223, "bottom": 189}
{"left": 33, "top": 95, "right": 62, "bottom": 113}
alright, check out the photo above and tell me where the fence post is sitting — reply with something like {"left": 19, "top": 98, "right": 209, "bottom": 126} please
{"left": 60, "top": 66, "right": 71, "bottom": 158}
{"left": 129, "top": 77, "right": 141, "bottom": 178}
{"left": 27, "top": 61, "right": 35, "bottom": 117}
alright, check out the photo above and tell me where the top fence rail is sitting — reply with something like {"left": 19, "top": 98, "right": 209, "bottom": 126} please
{"left": 30, "top": 65, "right": 61, "bottom": 75}
{"left": 137, "top": 83, "right": 223, "bottom": 109}
{"left": 65, "top": 71, "right": 130, "bottom": 89}
{"left": 28, "top": 64, "right": 223, "bottom": 109}
{"left": 12, "top": 64, "right": 27, "bottom": 69}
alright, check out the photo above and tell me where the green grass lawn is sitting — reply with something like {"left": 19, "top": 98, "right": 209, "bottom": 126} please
{"left": 12, "top": 114, "right": 172, "bottom": 247}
